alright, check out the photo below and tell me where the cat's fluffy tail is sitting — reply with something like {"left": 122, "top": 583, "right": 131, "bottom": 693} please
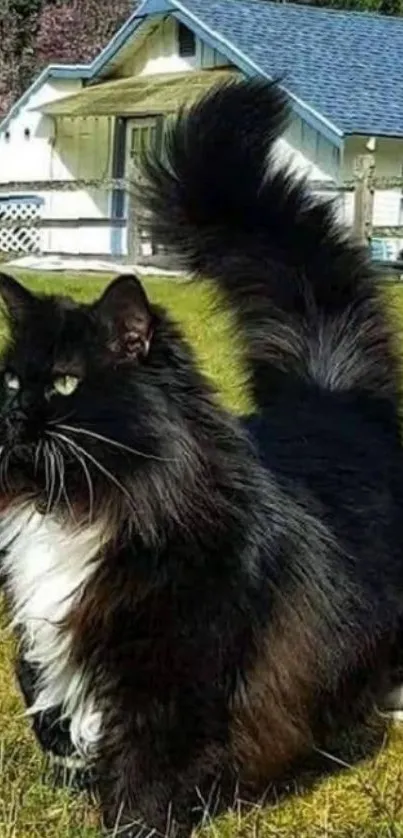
{"left": 140, "top": 79, "right": 399, "bottom": 406}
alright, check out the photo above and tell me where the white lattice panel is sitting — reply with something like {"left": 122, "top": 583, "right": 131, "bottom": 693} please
{"left": 0, "top": 199, "right": 42, "bottom": 254}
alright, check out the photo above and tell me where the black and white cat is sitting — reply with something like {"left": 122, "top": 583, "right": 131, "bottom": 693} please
{"left": 1, "top": 79, "right": 403, "bottom": 837}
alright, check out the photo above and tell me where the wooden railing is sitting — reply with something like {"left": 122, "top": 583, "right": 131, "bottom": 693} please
{"left": 0, "top": 162, "right": 402, "bottom": 267}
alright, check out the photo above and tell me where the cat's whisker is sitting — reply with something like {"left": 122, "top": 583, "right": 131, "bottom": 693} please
{"left": 49, "top": 437, "right": 81, "bottom": 525}
{"left": 49, "top": 440, "right": 64, "bottom": 510}
{"left": 0, "top": 449, "right": 10, "bottom": 492}
{"left": 0, "top": 451, "right": 5, "bottom": 491}
{"left": 54, "top": 434, "right": 95, "bottom": 525}
{"left": 56, "top": 424, "right": 175, "bottom": 463}
{"left": 50, "top": 442, "right": 57, "bottom": 509}
{"left": 48, "top": 430, "right": 137, "bottom": 519}
{"left": 43, "top": 441, "right": 50, "bottom": 500}
{"left": 48, "top": 411, "right": 76, "bottom": 427}
{"left": 45, "top": 442, "right": 58, "bottom": 515}
{"left": 78, "top": 451, "right": 95, "bottom": 526}
{"left": 5, "top": 451, "right": 11, "bottom": 492}
{"left": 34, "top": 440, "right": 43, "bottom": 476}
{"left": 61, "top": 478, "right": 78, "bottom": 526}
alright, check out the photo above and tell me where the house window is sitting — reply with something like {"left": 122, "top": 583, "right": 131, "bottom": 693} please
{"left": 178, "top": 22, "right": 196, "bottom": 58}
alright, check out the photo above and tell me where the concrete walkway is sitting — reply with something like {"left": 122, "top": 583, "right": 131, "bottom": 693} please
{"left": 5, "top": 254, "right": 184, "bottom": 277}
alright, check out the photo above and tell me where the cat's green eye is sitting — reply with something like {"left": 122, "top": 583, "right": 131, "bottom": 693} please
{"left": 4, "top": 371, "right": 20, "bottom": 392}
{"left": 53, "top": 375, "right": 80, "bottom": 397}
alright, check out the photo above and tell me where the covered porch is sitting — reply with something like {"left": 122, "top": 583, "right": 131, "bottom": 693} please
{"left": 32, "top": 68, "right": 238, "bottom": 262}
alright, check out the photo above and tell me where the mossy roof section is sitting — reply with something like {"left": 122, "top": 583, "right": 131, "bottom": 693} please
{"left": 37, "top": 69, "right": 239, "bottom": 118}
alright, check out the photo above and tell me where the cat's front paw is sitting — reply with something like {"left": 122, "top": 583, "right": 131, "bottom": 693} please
{"left": 46, "top": 751, "right": 95, "bottom": 792}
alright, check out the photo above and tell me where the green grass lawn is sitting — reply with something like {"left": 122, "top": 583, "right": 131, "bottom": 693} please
{"left": 0, "top": 270, "right": 403, "bottom": 837}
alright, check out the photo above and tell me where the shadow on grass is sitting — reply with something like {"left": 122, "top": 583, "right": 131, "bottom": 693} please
{"left": 192, "top": 715, "right": 394, "bottom": 837}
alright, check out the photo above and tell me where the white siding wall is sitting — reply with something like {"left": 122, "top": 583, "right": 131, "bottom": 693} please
{"left": 272, "top": 117, "right": 340, "bottom": 221}
{"left": 284, "top": 116, "right": 340, "bottom": 180}
{"left": 118, "top": 17, "right": 231, "bottom": 77}
{"left": 0, "top": 78, "right": 81, "bottom": 184}
{"left": 0, "top": 77, "right": 114, "bottom": 255}
{"left": 274, "top": 134, "right": 338, "bottom": 184}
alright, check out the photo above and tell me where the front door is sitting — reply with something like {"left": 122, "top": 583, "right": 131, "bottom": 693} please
{"left": 125, "top": 118, "right": 157, "bottom": 179}
{"left": 125, "top": 118, "right": 158, "bottom": 259}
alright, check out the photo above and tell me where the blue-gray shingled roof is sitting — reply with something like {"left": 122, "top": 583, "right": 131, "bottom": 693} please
{"left": 176, "top": 0, "right": 403, "bottom": 137}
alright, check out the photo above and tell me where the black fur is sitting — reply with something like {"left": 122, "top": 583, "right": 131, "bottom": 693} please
{"left": 0, "top": 79, "right": 403, "bottom": 837}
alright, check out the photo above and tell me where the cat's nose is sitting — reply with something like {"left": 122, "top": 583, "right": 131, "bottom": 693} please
{"left": 5, "top": 408, "right": 29, "bottom": 441}
{"left": 7, "top": 407, "right": 27, "bottom": 425}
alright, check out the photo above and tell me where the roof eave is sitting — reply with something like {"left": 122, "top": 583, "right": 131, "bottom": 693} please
{"left": 344, "top": 130, "right": 403, "bottom": 140}
{"left": 0, "top": 63, "right": 92, "bottom": 134}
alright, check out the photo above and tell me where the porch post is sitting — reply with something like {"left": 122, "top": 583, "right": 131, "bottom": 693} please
{"left": 110, "top": 117, "right": 127, "bottom": 258}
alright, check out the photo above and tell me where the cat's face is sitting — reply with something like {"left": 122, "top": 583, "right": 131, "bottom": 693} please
{"left": 0, "top": 272, "right": 157, "bottom": 524}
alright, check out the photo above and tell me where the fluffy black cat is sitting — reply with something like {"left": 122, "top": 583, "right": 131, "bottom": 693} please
{"left": 1, "top": 79, "right": 403, "bottom": 837}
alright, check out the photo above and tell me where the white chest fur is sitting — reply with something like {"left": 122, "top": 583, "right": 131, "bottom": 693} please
{"left": 0, "top": 506, "right": 106, "bottom": 757}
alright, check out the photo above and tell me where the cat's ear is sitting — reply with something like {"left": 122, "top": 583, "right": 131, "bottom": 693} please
{"left": 0, "top": 273, "right": 35, "bottom": 326}
{"left": 94, "top": 274, "right": 154, "bottom": 361}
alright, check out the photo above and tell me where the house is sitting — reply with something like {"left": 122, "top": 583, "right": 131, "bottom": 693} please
{"left": 0, "top": 0, "right": 402, "bottom": 261}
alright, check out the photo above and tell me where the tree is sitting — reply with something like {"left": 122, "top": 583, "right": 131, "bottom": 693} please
{"left": 273, "top": 0, "right": 403, "bottom": 11}
{"left": 0, "top": 0, "right": 134, "bottom": 116}
{"left": 35, "top": 0, "right": 133, "bottom": 66}
{"left": 0, "top": 0, "right": 44, "bottom": 115}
